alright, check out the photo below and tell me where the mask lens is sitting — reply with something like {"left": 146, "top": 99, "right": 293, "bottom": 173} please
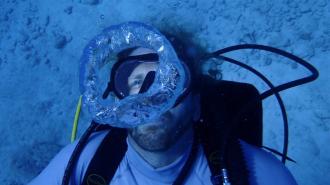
{"left": 112, "top": 57, "right": 191, "bottom": 104}
{"left": 113, "top": 60, "right": 157, "bottom": 98}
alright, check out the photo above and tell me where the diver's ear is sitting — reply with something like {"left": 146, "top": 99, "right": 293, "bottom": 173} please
{"left": 192, "top": 93, "right": 201, "bottom": 122}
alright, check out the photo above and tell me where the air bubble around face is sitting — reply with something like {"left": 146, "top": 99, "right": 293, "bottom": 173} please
{"left": 79, "top": 22, "right": 186, "bottom": 128}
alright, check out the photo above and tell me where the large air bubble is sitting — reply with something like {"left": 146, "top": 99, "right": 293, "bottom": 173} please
{"left": 79, "top": 22, "right": 186, "bottom": 128}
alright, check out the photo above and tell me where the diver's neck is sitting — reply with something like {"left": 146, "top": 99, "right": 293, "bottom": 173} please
{"left": 128, "top": 127, "right": 194, "bottom": 169}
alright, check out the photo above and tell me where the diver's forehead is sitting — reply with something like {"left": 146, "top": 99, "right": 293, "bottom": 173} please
{"left": 128, "top": 62, "right": 158, "bottom": 79}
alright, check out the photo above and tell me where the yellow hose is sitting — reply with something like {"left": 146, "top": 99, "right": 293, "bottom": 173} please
{"left": 71, "top": 95, "right": 82, "bottom": 143}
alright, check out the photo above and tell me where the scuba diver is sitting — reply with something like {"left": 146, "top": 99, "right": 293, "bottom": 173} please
{"left": 28, "top": 22, "right": 318, "bottom": 185}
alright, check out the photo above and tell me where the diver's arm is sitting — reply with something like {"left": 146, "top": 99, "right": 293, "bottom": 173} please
{"left": 240, "top": 140, "right": 298, "bottom": 185}
{"left": 27, "top": 130, "right": 109, "bottom": 185}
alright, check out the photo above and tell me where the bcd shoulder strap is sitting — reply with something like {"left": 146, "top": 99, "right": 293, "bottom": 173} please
{"left": 81, "top": 127, "right": 127, "bottom": 185}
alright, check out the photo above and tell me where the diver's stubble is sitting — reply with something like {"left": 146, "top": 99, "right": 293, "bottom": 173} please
{"left": 128, "top": 111, "right": 189, "bottom": 152}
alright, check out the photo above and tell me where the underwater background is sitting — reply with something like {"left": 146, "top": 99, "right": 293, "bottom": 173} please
{"left": 0, "top": 0, "right": 329, "bottom": 184}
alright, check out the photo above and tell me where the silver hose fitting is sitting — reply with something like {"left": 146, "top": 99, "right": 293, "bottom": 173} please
{"left": 222, "top": 168, "right": 231, "bottom": 185}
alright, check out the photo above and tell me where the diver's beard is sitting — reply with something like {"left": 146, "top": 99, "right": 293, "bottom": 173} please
{"left": 128, "top": 124, "right": 174, "bottom": 152}
{"left": 128, "top": 108, "right": 192, "bottom": 152}
{"left": 128, "top": 113, "right": 190, "bottom": 152}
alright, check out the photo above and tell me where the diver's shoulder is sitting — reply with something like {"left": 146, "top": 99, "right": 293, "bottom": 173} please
{"left": 45, "top": 130, "right": 109, "bottom": 168}
{"left": 239, "top": 140, "right": 298, "bottom": 185}
{"left": 27, "top": 130, "right": 110, "bottom": 185}
{"left": 60, "top": 130, "right": 109, "bottom": 155}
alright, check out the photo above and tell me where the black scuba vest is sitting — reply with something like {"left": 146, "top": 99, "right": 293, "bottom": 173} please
{"left": 80, "top": 127, "right": 251, "bottom": 185}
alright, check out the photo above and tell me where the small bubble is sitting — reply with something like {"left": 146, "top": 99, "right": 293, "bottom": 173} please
{"left": 265, "top": 57, "right": 272, "bottom": 66}
{"left": 64, "top": 6, "right": 73, "bottom": 15}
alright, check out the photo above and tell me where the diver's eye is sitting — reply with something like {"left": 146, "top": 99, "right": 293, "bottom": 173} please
{"left": 133, "top": 80, "right": 142, "bottom": 86}
{"left": 131, "top": 79, "right": 143, "bottom": 88}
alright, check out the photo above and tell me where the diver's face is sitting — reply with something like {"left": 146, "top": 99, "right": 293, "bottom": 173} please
{"left": 126, "top": 50, "right": 199, "bottom": 152}
{"left": 127, "top": 62, "right": 158, "bottom": 95}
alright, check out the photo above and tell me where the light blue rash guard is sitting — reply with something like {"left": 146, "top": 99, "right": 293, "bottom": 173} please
{"left": 28, "top": 131, "right": 298, "bottom": 185}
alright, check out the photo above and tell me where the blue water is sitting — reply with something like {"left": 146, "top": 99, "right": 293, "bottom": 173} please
{"left": 0, "top": 0, "right": 329, "bottom": 184}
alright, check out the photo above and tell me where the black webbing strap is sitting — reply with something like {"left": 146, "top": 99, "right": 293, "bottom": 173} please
{"left": 172, "top": 128, "right": 199, "bottom": 185}
{"left": 197, "top": 117, "right": 226, "bottom": 183}
{"left": 117, "top": 53, "right": 159, "bottom": 63}
{"left": 62, "top": 121, "right": 98, "bottom": 185}
{"left": 81, "top": 127, "right": 127, "bottom": 185}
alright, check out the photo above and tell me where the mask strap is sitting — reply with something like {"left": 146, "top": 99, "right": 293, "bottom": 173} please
{"left": 117, "top": 53, "right": 159, "bottom": 63}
